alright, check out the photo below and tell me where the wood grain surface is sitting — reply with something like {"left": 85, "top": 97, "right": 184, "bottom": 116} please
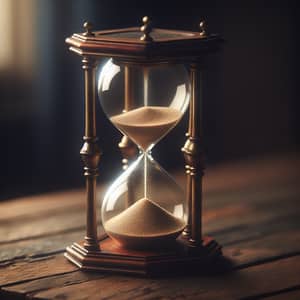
{"left": 1, "top": 153, "right": 299, "bottom": 299}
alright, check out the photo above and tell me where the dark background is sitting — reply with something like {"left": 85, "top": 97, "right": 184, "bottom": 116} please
{"left": 0, "top": 0, "right": 298, "bottom": 200}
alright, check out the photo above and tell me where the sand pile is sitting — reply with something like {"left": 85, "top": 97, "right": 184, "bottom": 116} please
{"left": 105, "top": 198, "right": 185, "bottom": 249}
{"left": 110, "top": 106, "right": 181, "bottom": 151}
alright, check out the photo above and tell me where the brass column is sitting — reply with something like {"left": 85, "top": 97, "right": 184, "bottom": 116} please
{"left": 182, "top": 63, "right": 204, "bottom": 246}
{"left": 119, "top": 65, "right": 137, "bottom": 208}
{"left": 182, "top": 77, "right": 193, "bottom": 238}
{"left": 80, "top": 55, "right": 101, "bottom": 251}
{"left": 118, "top": 65, "right": 137, "bottom": 170}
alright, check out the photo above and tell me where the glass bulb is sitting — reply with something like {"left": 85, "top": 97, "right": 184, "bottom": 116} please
{"left": 98, "top": 59, "right": 191, "bottom": 249}
{"left": 101, "top": 153, "right": 187, "bottom": 249}
{"left": 98, "top": 59, "right": 190, "bottom": 150}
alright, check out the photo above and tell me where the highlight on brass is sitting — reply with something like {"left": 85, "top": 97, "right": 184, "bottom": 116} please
{"left": 140, "top": 15, "right": 153, "bottom": 42}
{"left": 199, "top": 20, "right": 207, "bottom": 37}
{"left": 83, "top": 21, "right": 95, "bottom": 36}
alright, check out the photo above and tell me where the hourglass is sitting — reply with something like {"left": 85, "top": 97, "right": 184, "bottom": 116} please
{"left": 65, "top": 17, "right": 223, "bottom": 275}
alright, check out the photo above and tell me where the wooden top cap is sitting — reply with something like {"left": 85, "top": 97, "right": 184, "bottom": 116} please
{"left": 66, "top": 18, "right": 222, "bottom": 62}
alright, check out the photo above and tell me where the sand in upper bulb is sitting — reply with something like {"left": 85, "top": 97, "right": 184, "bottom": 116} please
{"left": 105, "top": 198, "right": 186, "bottom": 249}
{"left": 110, "top": 106, "right": 182, "bottom": 151}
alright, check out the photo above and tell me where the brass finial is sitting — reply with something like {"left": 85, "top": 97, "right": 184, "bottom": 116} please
{"left": 83, "top": 21, "right": 95, "bottom": 36}
{"left": 199, "top": 20, "right": 207, "bottom": 37}
{"left": 140, "top": 16, "right": 153, "bottom": 42}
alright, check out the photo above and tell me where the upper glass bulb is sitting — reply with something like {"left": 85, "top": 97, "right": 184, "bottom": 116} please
{"left": 98, "top": 59, "right": 190, "bottom": 151}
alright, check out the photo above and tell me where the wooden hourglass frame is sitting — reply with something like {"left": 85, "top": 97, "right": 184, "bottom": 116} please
{"left": 65, "top": 17, "right": 223, "bottom": 275}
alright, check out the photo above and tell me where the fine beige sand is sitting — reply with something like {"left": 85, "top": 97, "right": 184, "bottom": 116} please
{"left": 105, "top": 198, "right": 185, "bottom": 249}
{"left": 110, "top": 106, "right": 181, "bottom": 151}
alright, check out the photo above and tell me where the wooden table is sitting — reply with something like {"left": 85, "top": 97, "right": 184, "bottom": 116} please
{"left": 1, "top": 153, "right": 300, "bottom": 300}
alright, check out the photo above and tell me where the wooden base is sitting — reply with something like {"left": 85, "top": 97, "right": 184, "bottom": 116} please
{"left": 65, "top": 235, "right": 222, "bottom": 276}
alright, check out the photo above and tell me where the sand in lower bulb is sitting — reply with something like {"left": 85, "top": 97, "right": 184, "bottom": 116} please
{"left": 105, "top": 198, "right": 185, "bottom": 248}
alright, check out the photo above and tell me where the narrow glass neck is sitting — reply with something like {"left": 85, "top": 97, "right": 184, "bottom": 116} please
{"left": 139, "top": 148, "right": 153, "bottom": 158}
{"left": 138, "top": 143, "right": 154, "bottom": 153}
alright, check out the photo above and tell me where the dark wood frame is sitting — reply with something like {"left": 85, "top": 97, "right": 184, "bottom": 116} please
{"left": 65, "top": 235, "right": 222, "bottom": 276}
{"left": 66, "top": 27, "right": 222, "bottom": 62}
{"left": 65, "top": 20, "right": 223, "bottom": 276}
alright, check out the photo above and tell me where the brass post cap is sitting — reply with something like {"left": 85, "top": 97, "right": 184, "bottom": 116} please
{"left": 199, "top": 20, "right": 207, "bottom": 37}
{"left": 83, "top": 21, "right": 95, "bottom": 36}
{"left": 140, "top": 16, "right": 153, "bottom": 42}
